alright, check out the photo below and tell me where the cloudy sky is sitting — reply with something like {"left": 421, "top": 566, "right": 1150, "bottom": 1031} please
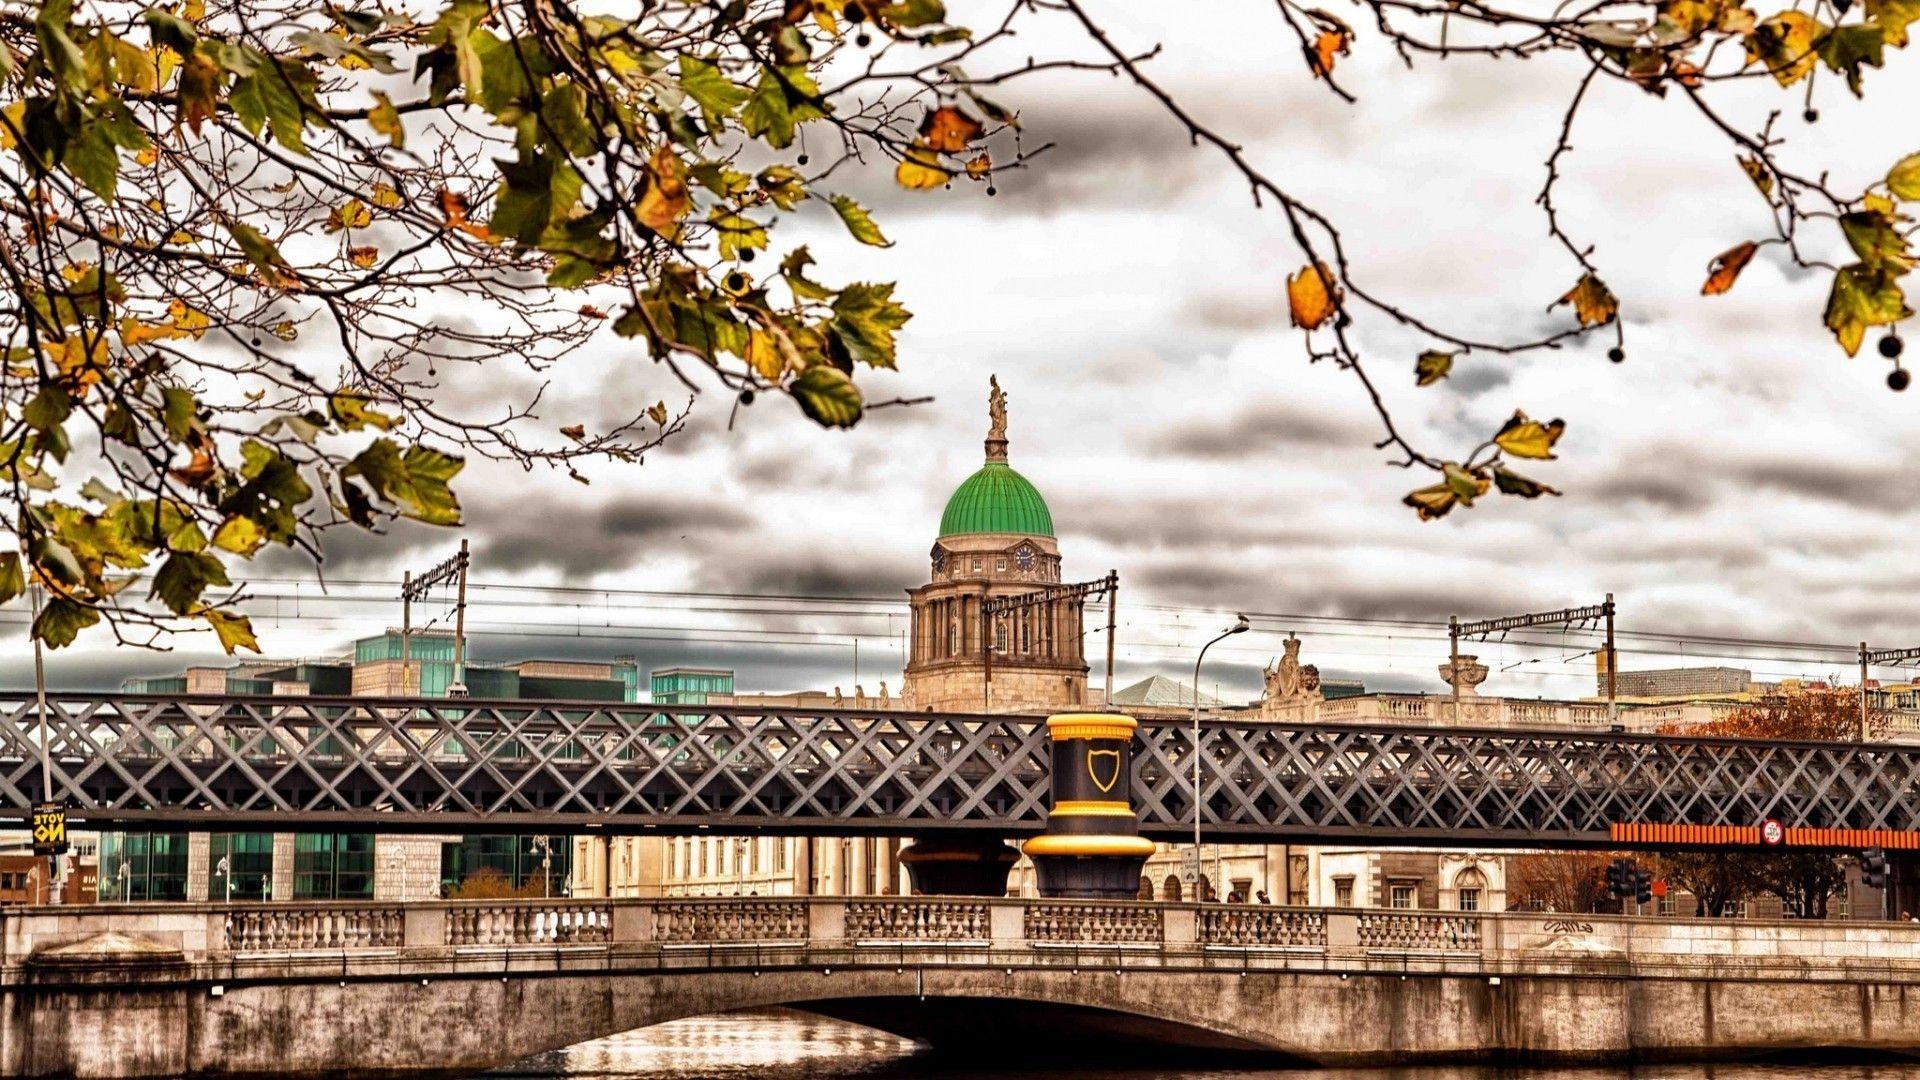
{"left": 10, "top": 1, "right": 1920, "bottom": 700}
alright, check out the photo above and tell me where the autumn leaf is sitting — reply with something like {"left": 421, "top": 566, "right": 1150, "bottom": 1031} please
{"left": 1414, "top": 350, "right": 1455, "bottom": 386}
{"left": 1888, "top": 152, "right": 1920, "bottom": 201}
{"left": 348, "top": 245, "right": 379, "bottom": 268}
{"left": 437, "top": 188, "right": 490, "bottom": 240}
{"left": 1287, "top": 262, "right": 1340, "bottom": 329}
{"left": 1869, "top": 0, "right": 1920, "bottom": 47}
{"left": 205, "top": 608, "right": 261, "bottom": 654}
{"left": 1746, "top": 10, "right": 1823, "bottom": 87}
{"left": 324, "top": 198, "right": 372, "bottom": 232}
{"left": 371, "top": 182, "right": 404, "bottom": 210}
{"left": 829, "top": 194, "right": 891, "bottom": 247}
{"left": 179, "top": 51, "right": 221, "bottom": 134}
{"left": 1402, "top": 483, "right": 1457, "bottom": 521}
{"left": 1702, "top": 241, "right": 1758, "bottom": 296}
{"left": 647, "top": 401, "right": 669, "bottom": 425}
{"left": 1739, "top": 154, "right": 1774, "bottom": 199}
{"left": 1310, "top": 27, "right": 1352, "bottom": 77}
{"left": 1552, "top": 272, "right": 1618, "bottom": 327}
{"left": 1492, "top": 466, "right": 1561, "bottom": 499}
{"left": 964, "top": 154, "right": 991, "bottom": 181}
{"left": 368, "top": 90, "right": 404, "bottom": 147}
{"left": 1825, "top": 263, "right": 1913, "bottom": 355}
{"left": 918, "top": 105, "right": 982, "bottom": 153}
{"left": 1493, "top": 410, "right": 1566, "bottom": 459}
{"left": 637, "top": 144, "right": 691, "bottom": 235}
{"left": 894, "top": 141, "right": 949, "bottom": 190}
{"left": 560, "top": 423, "right": 585, "bottom": 439}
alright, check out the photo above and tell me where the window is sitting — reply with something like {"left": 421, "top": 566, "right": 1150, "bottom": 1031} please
{"left": 1333, "top": 877, "right": 1354, "bottom": 907}
{"left": 1389, "top": 883, "right": 1416, "bottom": 909}
{"left": 1453, "top": 866, "right": 1488, "bottom": 912}
{"left": 1163, "top": 874, "right": 1183, "bottom": 902}
{"left": 775, "top": 839, "right": 788, "bottom": 872}
{"left": 699, "top": 840, "right": 708, "bottom": 876}
{"left": 948, "top": 622, "right": 959, "bottom": 655}
{"left": 1457, "top": 888, "right": 1480, "bottom": 912}
{"left": 294, "top": 834, "right": 374, "bottom": 900}
{"left": 208, "top": 832, "right": 275, "bottom": 902}
{"left": 994, "top": 622, "right": 1007, "bottom": 653}
{"left": 98, "top": 831, "right": 189, "bottom": 902}
{"left": 971, "top": 557, "right": 981, "bottom": 572}
{"left": 1658, "top": 893, "right": 1677, "bottom": 917}
{"left": 996, "top": 558, "right": 1006, "bottom": 572}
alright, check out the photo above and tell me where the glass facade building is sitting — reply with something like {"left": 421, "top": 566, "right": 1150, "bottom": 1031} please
{"left": 208, "top": 832, "right": 275, "bottom": 902}
{"left": 98, "top": 832, "right": 190, "bottom": 901}
{"left": 650, "top": 668, "right": 735, "bottom": 705}
{"left": 293, "top": 833, "right": 375, "bottom": 899}
{"left": 440, "top": 835, "right": 575, "bottom": 895}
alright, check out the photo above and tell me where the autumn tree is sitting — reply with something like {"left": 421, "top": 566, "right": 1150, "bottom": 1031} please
{"left": 3, "top": 0, "right": 1919, "bottom": 652}
{"left": 1505, "top": 850, "right": 1615, "bottom": 913}
{"left": 1657, "top": 687, "right": 1886, "bottom": 917}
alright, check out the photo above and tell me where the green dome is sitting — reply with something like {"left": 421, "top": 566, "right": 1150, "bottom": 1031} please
{"left": 939, "top": 461, "right": 1055, "bottom": 538}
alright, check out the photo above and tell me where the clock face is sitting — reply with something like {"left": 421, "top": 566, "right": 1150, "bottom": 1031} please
{"left": 1015, "top": 545, "right": 1036, "bottom": 571}
{"left": 931, "top": 548, "right": 947, "bottom": 572}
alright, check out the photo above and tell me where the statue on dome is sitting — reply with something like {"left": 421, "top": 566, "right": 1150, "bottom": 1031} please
{"left": 988, "top": 375, "right": 1008, "bottom": 442}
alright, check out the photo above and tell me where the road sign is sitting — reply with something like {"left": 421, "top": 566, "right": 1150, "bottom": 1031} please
{"left": 30, "top": 801, "right": 68, "bottom": 856}
{"left": 1760, "top": 818, "right": 1785, "bottom": 846}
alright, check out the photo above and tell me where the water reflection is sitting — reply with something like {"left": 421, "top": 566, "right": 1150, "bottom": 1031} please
{"left": 494, "top": 1010, "right": 1920, "bottom": 1080}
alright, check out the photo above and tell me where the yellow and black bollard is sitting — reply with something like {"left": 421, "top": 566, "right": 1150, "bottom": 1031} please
{"left": 1021, "top": 712, "right": 1154, "bottom": 899}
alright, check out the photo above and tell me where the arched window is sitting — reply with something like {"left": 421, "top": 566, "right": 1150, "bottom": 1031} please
{"left": 1455, "top": 866, "right": 1488, "bottom": 912}
{"left": 1137, "top": 876, "right": 1154, "bottom": 901}
{"left": 1164, "top": 874, "right": 1182, "bottom": 902}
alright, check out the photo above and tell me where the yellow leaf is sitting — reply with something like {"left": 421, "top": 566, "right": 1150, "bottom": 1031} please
{"left": 167, "top": 299, "right": 211, "bottom": 337}
{"left": 371, "top": 182, "right": 404, "bottom": 210}
{"left": 636, "top": 144, "right": 691, "bottom": 234}
{"left": 964, "top": 153, "right": 991, "bottom": 181}
{"left": 211, "top": 515, "right": 265, "bottom": 555}
{"left": 1702, "top": 241, "right": 1758, "bottom": 296}
{"left": 1553, "top": 272, "right": 1618, "bottom": 327}
{"left": 894, "top": 141, "right": 950, "bottom": 190}
{"left": 368, "top": 90, "right": 404, "bottom": 148}
{"left": 325, "top": 198, "right": 372, "bottom": 232}
{"left": 270, "top": 320, "right": 299, "bottom": 341}
{"left": 1414, "top": 350, "right": 1455, "bottom": 386}
{"left": 205, "top": 609, "right": 261, "bottom": 655}
{"left": 1493, "top": 410, "right": 1566, "bottom": 460}
{"left": 918, "top": 106, "right": 982, "bottom": 153}
{"left": 1746, "top": 10, "right": 1822, "bottom": 86}
{"left": 1738, "top": 155, "right": 1773, "bottom": 199}
{"left": 135, "top": 146, "right": 159, "bottom": 167}
{"left": 1402, "top": 483, "right": 1458, "bottom": 521}
{"left": 648, "top": 401, "right": 669, "bottom": 425}
{"left": 0, "top": 101, "right": 25, "bottom": 151}
{"left": 1286, "top": 262, "right": 1341, "bottom": 330}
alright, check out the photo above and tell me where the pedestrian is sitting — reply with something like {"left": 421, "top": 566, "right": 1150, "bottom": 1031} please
{"left": 1256, "top": 890, "right": 1271, "bottom": 905}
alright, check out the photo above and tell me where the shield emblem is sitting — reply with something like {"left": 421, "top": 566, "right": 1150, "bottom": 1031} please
{"left": 1086, "top": 749, "right": 1122, "bottom": 794}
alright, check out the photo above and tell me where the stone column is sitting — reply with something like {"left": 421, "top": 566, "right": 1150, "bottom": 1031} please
{"left": 186, "top": 833, "right": 211, "bottom": 902}
{"left": 270, "top": 833, "right": 295, "bottom": 901}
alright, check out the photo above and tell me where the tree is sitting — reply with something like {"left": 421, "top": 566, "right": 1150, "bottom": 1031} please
{"left": 4, "top": 0, "right": 1918, "bottom": 651}
{"left": 1506, "top": 850, "right": 1615, "bottom": 913}
{"left": 1658, "top": 687, "right": 1885, "bottom": 917}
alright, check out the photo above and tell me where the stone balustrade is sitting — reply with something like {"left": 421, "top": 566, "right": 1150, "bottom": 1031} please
{"left": 10, "top": 898, "right": 1920, "bottom": 978}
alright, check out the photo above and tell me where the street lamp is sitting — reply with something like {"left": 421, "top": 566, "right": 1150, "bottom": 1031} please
{"left": 214, "top": 854, "right": 232, "bottom": 904}
{"left": 1191, "top": 614, "right": 1250, "bottom": 900}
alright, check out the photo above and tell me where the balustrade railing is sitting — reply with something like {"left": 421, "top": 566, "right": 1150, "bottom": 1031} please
{"left": 1198, "top": 905, "right": 1326, "bottom": 948}
{"left": 1025, "top": 901, "right": 1163, "bottom": 945}
{"left": 1357, "top": 911, "right": 1481, "bottom": 951}
{"left": 224, "top": 906, "right": 404, "bottom": 951}
{"left": 651, "top": 899, "right": 808, "bottom": 943}
{"left": 845, "top": 899, "right": 989, "bottom": 941}
{"left": 445, "top": 901, "right": 611, "bottom": 946}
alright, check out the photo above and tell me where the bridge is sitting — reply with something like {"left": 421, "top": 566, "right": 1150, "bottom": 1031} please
{"left": 6, "top": 895, "right": 1920, "bottom": 1076}
{"left": 5, "top": 692, "right": 1920, "bottom": 848}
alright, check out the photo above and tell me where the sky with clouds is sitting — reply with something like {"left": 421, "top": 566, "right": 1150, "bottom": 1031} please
{"left": 10, "top": 1, "right": 1920, "bottom": 702}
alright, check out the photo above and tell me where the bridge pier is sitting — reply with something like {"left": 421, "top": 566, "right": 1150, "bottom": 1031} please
{"left": 898, "top": 837, "right": 1018, "bottom": 896}
{"left": 1021, "top": 713, "right": 1153, "bottom": 899}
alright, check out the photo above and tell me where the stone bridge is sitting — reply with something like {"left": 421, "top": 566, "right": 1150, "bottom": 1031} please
{"left": 7, "top": 897, "right": 1920, "bottom": 1076}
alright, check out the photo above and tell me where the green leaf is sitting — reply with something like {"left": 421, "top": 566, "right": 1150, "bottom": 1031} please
{"left": 830, "top": 282, "right": 911, "bottom": 369}
{"left": 740, "top": 66, "right": 824, "bottom": 149}
{"left": 829, "top": 195, "right": 892, "bottom": 247}
{"left": 1816, "top": 22, "right": 1885, "bottom": 96}
{"left": 151, "top": 550, "right": 230, "bottom": 615}
{"left": 23, "top": 385, "right": 71, "bottom": 432}
{"left": 368, "top": 90, "right": 404, "bottom": 148}
{"left": 1442, "top": 462, "right": 1487, "bottom": 505}
{"left": 204, "top": 608, "right": 261, "bottom": 654}
{"left": 161, "top": 386, "right": 197, "bottom": 442}
{"left": 1889, "top": 152, "right": 1920, "bottom": 201}
{"left": 142, "top": 9, "right": 200, "bottom": 54}
{"left": 792, "top": 364, "right": 863, "bottom": 428}
{"left": 328, "top": 391, "right": 397, "bottom": 431}
{"left": 1825, "top": 263, "right": 1913, "bottom": 355}
{"left": 780, "top": 246, "right": 833, "bottom": 301}
{"left": 33, "top": 597, "right": 100, "bottom": 648}
{"left": 35, "top": 0, "right": 87, "bottom": 92}
{"left": 1840, "top": 209, "right": 1913, "bottom": 272}
{"left": 1414, "top": 350, "right": 1455, "bottom": 387}
{"left": 228, "top": 60, "right": 315, "bottom": 153}
{"left": 0, "top": 552, "right": 23, "bottom": 605}
{"left": 342, "top": 438, "right": 465, "bottom": 525}
{"left": 490, "top": 151, "right": 581, "bottom": 245}
{"left": 211, "top": 515, "right": 266, "bottom": 556}
{"left": 64, "top": 121, "right": 123, "bottom": 200}
{"left": 879, "top": 0, "right": 949, "bottom": 28}
{"left": 709, "top": 210, "right": 768, "bottom": 260}
{"left": 226, "top": 221, "right": 296, "bottom": 286}
{"left": 1866, "top": 0, "right": 1920, "bottom": 46}
{"left": 678, "top": 56, "right": 749, "bottom": 127}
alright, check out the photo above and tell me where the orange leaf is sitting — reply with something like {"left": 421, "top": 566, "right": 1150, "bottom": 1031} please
{"left": 1310, "top": 27, "right": 1352, "bottom": 77}
{"left": 637, "top": 144, "right": 691, "bottom": 235}
{"left": 964, "top": 153, "right": 991, "bottom": 181}
{"left": 437, "top": 188, "right": 490, "bottom": 240}
{"left": 347, "top": 245, "right": 379, "bottom": 269}
{"left": 1702, "top": 241, "right": 1758, "bottom": 296}
{"left": 1552, "top": 272, "right": 1618, "bottom": 327}
{"left": 919, "top": 106, "right": 983, "bottom": 153}
{"left": 1287, "top": 262, "right": 1341, "bottom": 330}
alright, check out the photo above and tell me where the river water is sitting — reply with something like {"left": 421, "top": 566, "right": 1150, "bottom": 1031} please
{"left": 490, "top": 1010, "right": 1920, "bottom": 1080}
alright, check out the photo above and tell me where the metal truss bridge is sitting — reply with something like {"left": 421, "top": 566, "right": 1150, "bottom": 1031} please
{"left": 3, "top": 693, "right": 1917, "bottom": 847}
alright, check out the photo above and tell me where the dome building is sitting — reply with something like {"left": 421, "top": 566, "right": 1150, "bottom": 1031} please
{"left": 901, "top": 377, "right": 1091, "bottom": 714}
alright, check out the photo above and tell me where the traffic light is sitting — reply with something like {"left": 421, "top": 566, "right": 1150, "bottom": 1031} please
{"left": 1605, "top": 858, "right": 1636, "bottom": 899}
{"left": 1862, "top": 848, "right": 1890, "bottom": 890}
{"left": 1634, "top": 868, "right": 1654, "bottom": 905}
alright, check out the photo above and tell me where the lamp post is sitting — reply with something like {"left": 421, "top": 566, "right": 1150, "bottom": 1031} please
{"left": 1191, "top": 614, "right": 1250, "bottom": 899}
{"left": 214, "top": 854, "right": 232, "bottom": 904}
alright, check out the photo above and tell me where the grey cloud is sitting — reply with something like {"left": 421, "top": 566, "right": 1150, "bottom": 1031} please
{"left": 476, "top": 495, "right": 753, "bottom": 579}
{"left": 1149, "top": 399, "right": 1374, "bottom": 459}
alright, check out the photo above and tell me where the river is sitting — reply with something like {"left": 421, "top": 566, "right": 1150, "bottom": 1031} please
{"left": 490, "top": 1010, "right": 1920, "bottom": 1080}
